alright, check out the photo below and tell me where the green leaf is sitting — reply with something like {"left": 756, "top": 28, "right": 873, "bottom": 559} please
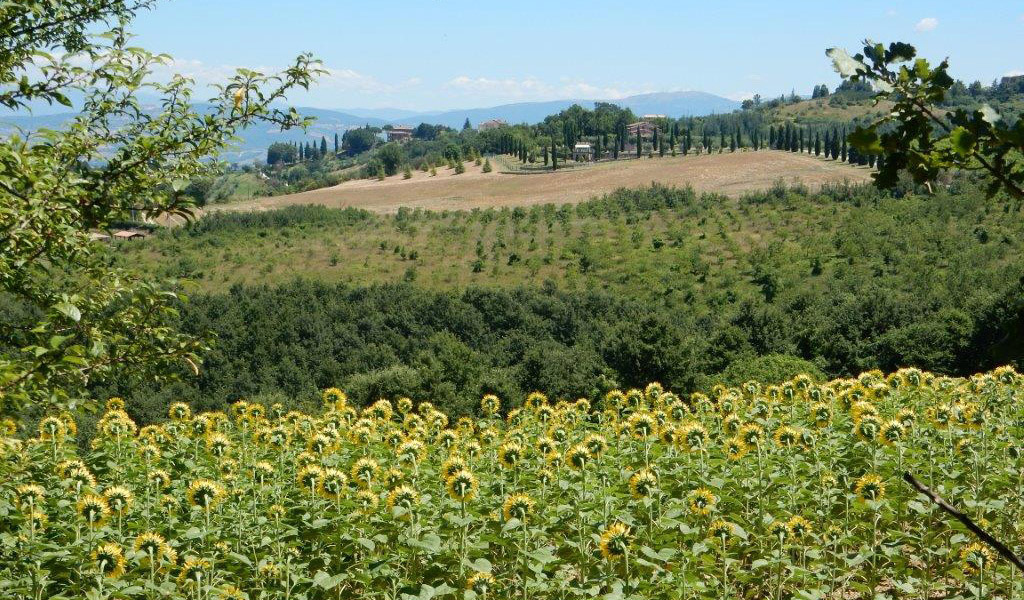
{"left": 949, "top": 127, "right": 976, "bottom": 157}
{"left": 826, "top": 48, "right": 868, "bottom": 78}
{"left": 54, "top": 302, "right": 81, "bottom": 322}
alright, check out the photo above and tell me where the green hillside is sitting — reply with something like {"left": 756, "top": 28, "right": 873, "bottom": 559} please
{"left": 105, "top": 178, "right": 1024, "bottom": 417}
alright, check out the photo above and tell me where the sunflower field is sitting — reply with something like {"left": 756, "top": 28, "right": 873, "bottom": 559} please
{"left": 2, "top": 367, "right": 1023, "bottom": 600}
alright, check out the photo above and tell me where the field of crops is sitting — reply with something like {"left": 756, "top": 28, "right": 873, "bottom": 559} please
{"left": 2, "top": 367, "right": 1022, "bottom": 600}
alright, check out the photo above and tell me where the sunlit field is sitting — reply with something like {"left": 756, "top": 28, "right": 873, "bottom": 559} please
{"left": 3, "top": 367, "right": 1022, "bottom": 600}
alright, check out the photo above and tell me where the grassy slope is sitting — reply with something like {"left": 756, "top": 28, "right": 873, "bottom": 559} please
{"left": 116, "top": 181, "right": 1024, "bottom": 320}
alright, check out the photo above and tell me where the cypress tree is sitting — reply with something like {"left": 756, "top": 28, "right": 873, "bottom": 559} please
{"left": 552, "top": 142, "right": 557, "bottom": 170}
{"left": 840, "top": 129, "right": 848, "bottom": 162}
{"left": 769, "top": 126, "right": 776, "bottom": 149}
{"left": 814, "top": 132, "right": 821, "bottom": 156}
{"left": 636, "top": 128, "right": 641, "bottom": 158}
{"left": 320, "top": 136, "right": 328, "bottom": 157}
{"left": 613, "top": 137, "right": 619, "bottom": 159}
{"left": 334, "top": 133, "right": 339, "bottom": 153}
{"left": 543, "top": 145, "right": 548, "bottom": 165}
{"left": 719, "top": 130, "right": 726, "bottom": 153}
{"left": 659, "top": 137, "right": 665, "bottom": 157}
{"left": 730, "top": 133, "right": 736, "bottom": 152}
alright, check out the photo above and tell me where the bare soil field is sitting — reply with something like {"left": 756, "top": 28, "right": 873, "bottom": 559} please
{"left": 209, "top": 150, "right": 873, "bottom": 215}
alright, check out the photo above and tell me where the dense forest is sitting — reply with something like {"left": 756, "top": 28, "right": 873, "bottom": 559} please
{"left": 97, "top": 176, "right": 1024, "bottom": 423}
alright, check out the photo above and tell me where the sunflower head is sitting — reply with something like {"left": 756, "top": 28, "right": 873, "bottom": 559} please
{"left": 626, "top": 412, "right": 657, "bottom": 439}
{"left": 319, "top": 468, "right": 348, "bottom": 500}
{"left": 584, "top": 433, "right": 609, "bottom": 458}
{"left": 854, "top": 474, "right": 885, "bottom": 503}
{"left": 681, "top": 422, "right": 708, "bottom": 451}
{"left": 854, "top": 415, "right": 881, "bottom": 443}
{"left": 187, "top": 479, "right": 226, "bottom": 509}
{"left": 386, "top": 485, "right": 418, "bottom": 517}
{"left": 725, "top": 437, "right": 749, "bottom": 461}
{"left": 961, "top": 542, "right": 994, "bottom": 575}
{"left": 350, "top": 458, "right": 379, "bottom": 488}
{"left": 707, "top": 519, "right": 735, "bottom": 544}
{"left": 599, "top": 522, "right": 631, "bottom": 560}
{"left": 446, "top": 469, "right": 478, "bottom": 502}
{"left": 773, "top": 426, "right": 799, "bottom": 449}
{"left": 78, "top": 494, "right": 110, "bottom": 528}
{"left": 15, "top": 483, "right": 45, "bottom": 509}
{"left": 565, "top": 444, "right": 591, "bottom": 470}
{"left": 628, "top": 468, "right": 658, "bottom": 500}
{"left": 769, "top": 519, "right": 788, "bottom": 542}
{"left": 134, "top": 532, "right": 168, "bottom": 564}
{"left": 169, "top": 402, "right": 192, "bottom": 421}
{"left": 879, "top": 420, "right": 905, "bottom": 446}
{"left": 498, "top": 442, "right": 523, "bottom": 469}
{"left": 38, "top": 416, "right": 67, "bottom": 441}
{"left": 177, "top": 557, "right": 211, "bottom": 589}
{"left": 502, "top": 493, "right": 535, "bottom": 522}
{"left": 103, "top": 486, "right": 134, "bottom": 515}
{"left": 466, "top": 571, "right": 496, "bottom": 594}
{"left": 786, "top": 515, "right": 812, "bottom": 540}
{"left": 480, "top": 394, "right": 501, "bottom": 416}
{"left": 92, "top": 542, "right": 126, "bottom": 578}
{"left": 688, "top": 488, "right": 716, "bottom": 516}
{"left": 739, "top": 423, "right": 763, "bottom": 447}
{"left": 148, "top": 469, "right": 171, "bottom": 490}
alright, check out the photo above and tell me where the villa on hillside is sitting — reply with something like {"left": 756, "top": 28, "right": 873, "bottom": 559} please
{"left": 478, "top": 118, "right": 507, "bottom": 131}
{"left": 626, "top": 121, "right": 656, "bottom": 138}
{"left": 572, "top": 142, "right": 595, "bottom": 161}
{"left": 387, "top": 126, "right": 414, "bottom": 142}
{"left": 641, "top": 114, "right": 667, "bottom": 120}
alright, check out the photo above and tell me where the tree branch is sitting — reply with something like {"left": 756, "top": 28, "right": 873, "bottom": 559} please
{"left": 902, "top": 472, "right": 1024, "bottom": 571}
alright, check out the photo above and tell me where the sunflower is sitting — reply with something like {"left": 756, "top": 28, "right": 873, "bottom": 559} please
{"left": 386, "top": 485, "right": 418, "bottom": 516}
{"left": 680, "top": 422, "right": 708, "bottom": 452}
{"left": 350, "top": 458, "right": 379, "bottom": 488}
{"left": 15, "top": 483, "right": 45, "bottom": 509}
{"left": 440, "top": 455, "right": 468, "bottom": 481}
{"left": 878, "top": 420, "right": 905, "bottom": 446}
{"left": 0, "top": 418, "right": 16, "bottom": 437}
{"left": 960, "top": 542, "right": 994, "bottom": 575}
{"left": 502, "top": 493, "right": 535, "bottom": 522}
{"left": 722, "top": 413, "right": 742, "bottom": 434}
{"left": 78, "top": 494, "right": 110, "bottom": 528}
{"left": 725, "top": 437, "right": 749, "bottom": 461}
{"left": 322, "top": 387, "right": 347, "bottom": 410}
{"left": 37, "top": 416, "right": 67, "bottom": 441}
{"left": 773, "top": 426, "right": 800, "bottom": 449}
{"left": 854, "top": 415, "right": 881, "bottom": 443}
{"left": 187, "top": 479, "right": 226, "bottom": 509}
{"left": 134, "top": 532, "right": 168, "bottom": 565}
{"left": 319, "top": 468, "right": 348, "bottom": 501}
{"left": 707, "top": 519, "right": 735, "bottom": 544}
{"left": 854, "top": 474, "right": 885, "bottom": 503}
{"left": 598, "top": 522, "right": 631, "bottom": 560}
{"left": 538, "top": 468, "right": 555, "bottom": 486}
{"left": 306, "top": 432, "right": 335, "bottom": 455}
{"left": 535, "top": 436, "right": 558, "bottom": 457}
{"left": 445, "top": 469, "right": 478, "bottom": 503}
{"left": 355, "top": 489, "right": 379, "bottom": 514}
{"left": 480, "top": 394, "right": 501, "bottom": 416}
{"left": 626, "top": 412, "right": 657, "bottom": 440}
{"left": 216, "top": 585, "right": 246, "bottom": 600}
{"left": 148, "top": 469, "right": 171, "bottom": 491}
{"left": 177, "top": 557, "right": 211, "bottom": 589}
{"left": 497, "top": 442, "right": 523, "bottom": 469}
{"left": 573, "top": 436, "right": 604, "bottom": 461}
{"left": 397, "top": 439, "right": 426, "bottom": 465}
{"left": 786, "top": 515, "right": 812, "bottom": 540}
{"left": 92, "top": 543, "right": 126, "bottom": 578}
{"left": 466, "top": 571, "right": 496, "bottom": 594}
{"left": 739, "top": 423, "right": 763, "bottom": 448}
{"left": 565, "top": 444, "right": 591, "bottom": 470}
{"left": 98, "top": 487, "right": 132, "bottom": 518}
{"left": 628, "top": 468, "right": 658, "bottom": 500}
{"left": 688, "top": 488, "right": 716, "bottom": 516}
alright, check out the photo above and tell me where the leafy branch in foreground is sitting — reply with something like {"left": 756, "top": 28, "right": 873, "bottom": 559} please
{"left": 0, "top": 1, "right": 324, "bottom": 418}
{"left": 827, "top": 41, "right": 1024, "bottom": 198}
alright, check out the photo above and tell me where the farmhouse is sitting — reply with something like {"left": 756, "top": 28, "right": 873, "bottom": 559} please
{"left": 641, "top": 114, "right": 667, "bottom": 120}
{"left": 626, "top": 121, "right": 656, "bottom": 138}
{"left": 386, "top": 126, "right": 414, "bottom": 142}
{"left": 88, "top": 232, "right": 111, "bottom": 243}
{"left": 478, "top": 119, "right": 507, "bottom": 131}
{"left": 572, "top": 142, "right": 595, "bottom": 162}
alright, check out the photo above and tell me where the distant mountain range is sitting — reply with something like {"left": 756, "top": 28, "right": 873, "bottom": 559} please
{"left": 0, "top": 91, "right": 740, "bottom": 162}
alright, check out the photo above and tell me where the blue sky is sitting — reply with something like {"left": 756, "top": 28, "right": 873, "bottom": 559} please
{"left": 124, "top": 1, "right": 1024, "bottom": 111}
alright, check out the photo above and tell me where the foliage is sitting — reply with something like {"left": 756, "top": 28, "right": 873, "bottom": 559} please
{"left": 266, "top": 142, "right": 298, "bottom": 166}
{"left": 705, "top": 354, "right": 826, "bottom": 388}
{"left": 0, "top": 1, "right": 322, "bottom": 418}
{"left": 828, "top": 41, "right": 1024, "bottom": 198}
{"left": 2, "top": 367, "right": 1023, "bottom": 599}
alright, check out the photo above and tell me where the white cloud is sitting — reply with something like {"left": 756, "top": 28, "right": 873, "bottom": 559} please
{"left": 886, "top": 9, "right": 898, "bottom": 17}
{"left": 1005, "top": 69, "right": 1024, "bottom": 77}
{"left": 915, "top": 17, "right": 938, "bottom": 32}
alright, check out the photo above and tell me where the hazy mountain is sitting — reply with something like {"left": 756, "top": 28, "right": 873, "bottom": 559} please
{"left": 1, "top": 91, "right": 740, "bottom": 161}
